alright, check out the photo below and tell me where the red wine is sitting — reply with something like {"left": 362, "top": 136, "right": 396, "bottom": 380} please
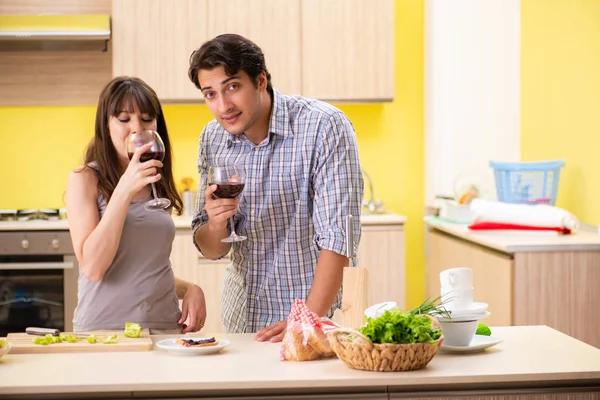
{"left": 127, "top": 151, "right": 165, "bottom": 161}
{"left": 210, "top": 182, "right": 245, "bottom": 199}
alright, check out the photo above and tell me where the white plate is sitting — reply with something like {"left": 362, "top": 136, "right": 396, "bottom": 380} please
{"left": 440, "top": 334, "right": 503, "bottom": 353}
{"left": 155, "top": 338, "right": 230, "bottom": 356}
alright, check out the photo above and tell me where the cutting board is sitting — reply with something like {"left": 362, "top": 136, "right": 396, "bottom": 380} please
{"left": 4, "top": 329, "right": 153, "bottom": 354}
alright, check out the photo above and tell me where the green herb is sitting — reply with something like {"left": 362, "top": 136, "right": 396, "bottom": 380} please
{"left": 476, "top": 323, "right": 492, "bottom": 336}
{"left": 33, "top": 334, "right": 55, "bottom": 345}
{"left": 59, "top": 334, "right": 79, "bottom": 343}
{"left": 408, "top": 295, "right": 452, "bottom": 319}
{"left": 0, "top": 339, "right": 8, "bottom": 349}
{"left": 359, "top": 310, "right": 442, "bottom": 344}
{"left": 86, "top": 334, "right": 97, "bottom": 344}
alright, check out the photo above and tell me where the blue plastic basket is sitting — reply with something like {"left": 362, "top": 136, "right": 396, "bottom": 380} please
{"left": 489, "top": 159, "right": 565, "bottom": 205}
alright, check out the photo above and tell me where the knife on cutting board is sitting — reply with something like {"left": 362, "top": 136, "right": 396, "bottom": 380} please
{"left": 25, "top": 327, "right": 90, "bottom": 338}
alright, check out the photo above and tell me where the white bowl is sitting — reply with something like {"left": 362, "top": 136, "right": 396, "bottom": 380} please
{"left": 438, "top": 319, "right": 479, "bottom": 347}
{"left": 364, "top": 301, "right": 398, "bottom": 319}
{"left": 0, "top": 342, "right": 12, "bottom": 359}
{"left": 437, "top": 311, "right": 491, "bottom": 347}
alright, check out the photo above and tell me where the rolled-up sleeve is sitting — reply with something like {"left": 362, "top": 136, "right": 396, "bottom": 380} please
{"left": 312, "top": 112, "right": 364, "bottom": 264}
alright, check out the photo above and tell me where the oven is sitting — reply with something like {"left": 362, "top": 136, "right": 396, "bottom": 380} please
{"left": 0, "top": 230, "right": 78, "bottom": 336}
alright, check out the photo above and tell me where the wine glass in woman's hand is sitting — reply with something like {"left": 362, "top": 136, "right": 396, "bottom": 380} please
{"left": 126, "top": 130, "right": 171, "bottom": 211}
{"left": 208, "top": 165, "right": 246, "bottom": 242}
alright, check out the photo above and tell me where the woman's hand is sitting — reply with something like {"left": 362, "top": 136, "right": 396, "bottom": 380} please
{"left": 116, "top": 143, "right": 163, "bottom": 199}
{"left": 179, "top": 284, "right": 207, "bottom": 333}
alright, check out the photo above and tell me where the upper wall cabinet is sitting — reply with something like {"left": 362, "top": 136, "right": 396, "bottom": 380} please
{"left": 112, "top": 0, "right": 394, "bottom": 102}
{"left": 205, "top": 0, "right": 301, "bottom": 96}
{"left": 301, "top": 0, "right": 395, "bottom": 101}
{"left": 112, "top": 0, "right": 207, "bottom": 100}
{"left": 0, "top": 0, "right": 112, "bottom": 106}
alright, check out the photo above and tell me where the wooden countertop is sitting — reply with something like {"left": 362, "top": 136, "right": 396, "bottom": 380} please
{"left": 1, "top": 326, "right": 600, "bottom": 398}
{"left": 426, "top": 216, "right": 600, "bottom": 253}
{"left": 0, "top": 213, "right": 406, "bottom": 231}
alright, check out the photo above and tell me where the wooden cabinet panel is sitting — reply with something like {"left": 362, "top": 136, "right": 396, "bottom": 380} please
{"left": 427, "top": 230, "right": 513, "bottom": 326}
{"left": 206, "top": 0, "right": 301, "bottom": 96}
{"left": 514, "top": 251, "right": 600, "bottom": 349}
{"left": 112, "top": 0, "right": 208, "bottom": 100}
{"left": 0, "top": 0, "right": 109, "bottom": 14}
{"left": 0, "top": 0, "right": 111, "bottom": 106}
{"left": 111, "top": 0, "right": 394, "bottom": 102}
{"left": 301, "top": 0, "right": 395, "bottom": 101}
{"left": 357, "top": 226, "right": 405, "bottom": 309}
{"left": 171, "top": 231, "right": 227, "bottom": 334}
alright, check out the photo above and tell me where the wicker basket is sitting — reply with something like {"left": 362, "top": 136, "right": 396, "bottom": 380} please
{"left": 327, "top": 328, "right": 443, "bottom": 372}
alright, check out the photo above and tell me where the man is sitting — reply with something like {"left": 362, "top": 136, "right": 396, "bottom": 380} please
{"left": 189, "top": 33, "right": 363, "bottom": 342}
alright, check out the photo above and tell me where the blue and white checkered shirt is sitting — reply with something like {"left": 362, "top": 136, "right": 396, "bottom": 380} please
{"left": 192, "top": 89, "right": 363, "bottom": 333}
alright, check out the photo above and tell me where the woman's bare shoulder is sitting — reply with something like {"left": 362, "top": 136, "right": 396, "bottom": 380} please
{"left": 68, "top": 165, "right": 99, "bottom": 191}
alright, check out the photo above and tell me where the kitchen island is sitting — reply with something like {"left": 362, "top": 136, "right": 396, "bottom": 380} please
{"left": 425, "top": 217, "right": 600, "bottom": 349}
{"left": 1, "top": 326, "right": 600, "bottom": 399}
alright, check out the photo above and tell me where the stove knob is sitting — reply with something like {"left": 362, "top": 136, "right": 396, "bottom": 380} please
{"left": 52, "top": 239, "right": 60, "bottom": 249}
{"left": 21, "top": 239, "right": 30, "bottom": 249}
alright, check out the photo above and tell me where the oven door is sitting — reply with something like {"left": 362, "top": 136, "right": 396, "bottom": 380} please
{"left": 0, "top": 255, "right": 73, "bottom": 337}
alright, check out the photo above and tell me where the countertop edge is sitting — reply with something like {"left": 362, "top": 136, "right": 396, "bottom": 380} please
{"left": 0, "top": 213, "right": 407, "bottom": 231}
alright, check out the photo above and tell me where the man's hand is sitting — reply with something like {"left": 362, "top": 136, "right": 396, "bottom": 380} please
{"left": 204, "top": 184, "right": 238, "bottom": 232}
{"left": 254, "top": 321, "right": 287, "bottom": 343}
{"left": 179, "top": 284, "right": 207, "bottom": 333}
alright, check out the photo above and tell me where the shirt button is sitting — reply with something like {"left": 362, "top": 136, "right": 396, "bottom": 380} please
{"left": 254, "top": 147, "right": 259, "bottom": 151}
{"left": 253, "top": 265, "right": 258, "bottom": 269}
{"left": 250, "top": 210, "right": 255, "bottom": 216}
{"left": 250, "top": 294, "right": 256, "bottom": 299}
{"left": 251, "top": 179, "right": 255, "bottom": 184}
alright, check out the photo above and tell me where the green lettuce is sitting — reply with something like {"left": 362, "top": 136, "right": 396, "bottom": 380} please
{"left": 359, "top": 310, "right": 442, "bottom": 344}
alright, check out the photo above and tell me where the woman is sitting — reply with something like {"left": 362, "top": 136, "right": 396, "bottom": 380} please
{"left": 66, "top": 76, "right": 206, "bottom": 333}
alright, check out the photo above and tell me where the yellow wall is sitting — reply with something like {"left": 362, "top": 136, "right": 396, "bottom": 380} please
{"left": 0, "top": 1, "right": 426, "bottom": 308}
{"left": 521, "top": 0, "right": 600, "bottom": 224}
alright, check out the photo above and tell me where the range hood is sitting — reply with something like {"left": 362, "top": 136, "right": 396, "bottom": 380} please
{"left": 0, "top": 15, "right": 111, "bottom": 52}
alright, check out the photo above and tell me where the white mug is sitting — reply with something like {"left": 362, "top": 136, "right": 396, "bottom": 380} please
{"left": 440, "top": 267, "right": 473, "bottom": 290}
{"left": 441, "top": 287, "right": 474, "bottom": 311}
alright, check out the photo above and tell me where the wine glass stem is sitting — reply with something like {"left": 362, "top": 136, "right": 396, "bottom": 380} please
{"left": 151, "top": 182, "right": 159, "bottom": 201}
{"left": 229, "top": 216, "right": 236, "bottom": 238}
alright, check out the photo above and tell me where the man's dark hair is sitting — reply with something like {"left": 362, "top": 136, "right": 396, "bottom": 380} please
{"left": 188, "top": 33, "right": 272, "bottom": 93}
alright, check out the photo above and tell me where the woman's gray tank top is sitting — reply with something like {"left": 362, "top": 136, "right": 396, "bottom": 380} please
{"left": 73, "top": 192, "right": 181, "bottom": 332}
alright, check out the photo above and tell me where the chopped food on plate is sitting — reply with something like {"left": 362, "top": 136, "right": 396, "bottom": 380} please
{"left": 176, "top": 337, "right": 218, "bottom": 347}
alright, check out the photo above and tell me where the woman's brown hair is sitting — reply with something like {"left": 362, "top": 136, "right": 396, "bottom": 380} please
{"left": 81, "top": 76, "right": 183, "bottom": 215}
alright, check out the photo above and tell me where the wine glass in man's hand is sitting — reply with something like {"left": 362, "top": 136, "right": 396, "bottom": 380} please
{"left": 208, "top": 165, "right": 246, "bottom": 243}
{"left": 126, "top": 130, "right": 171, "bottom": 211}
